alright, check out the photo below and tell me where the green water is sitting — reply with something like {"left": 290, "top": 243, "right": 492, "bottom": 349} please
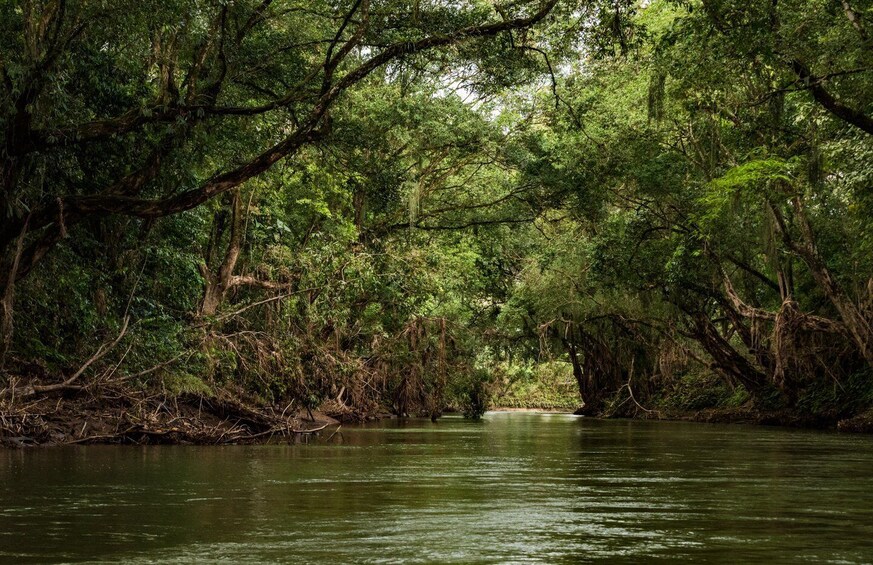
{"left": 2, "top": 413, "right": 873, "bottom": 564}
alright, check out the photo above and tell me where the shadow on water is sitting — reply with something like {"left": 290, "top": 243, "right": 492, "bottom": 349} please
{"left": 2, "top": 413, "right": 873, "bottom": 563}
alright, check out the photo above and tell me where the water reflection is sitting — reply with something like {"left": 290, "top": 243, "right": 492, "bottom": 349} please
{"left": 2, "top": 413, "right": 873, "bottom": 563}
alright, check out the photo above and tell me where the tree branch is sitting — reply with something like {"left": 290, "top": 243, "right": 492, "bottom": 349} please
{"left": 790, "top": 58, "right": 873, "bottom": 135}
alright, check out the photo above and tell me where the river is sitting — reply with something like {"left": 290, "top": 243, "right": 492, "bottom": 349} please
{"left": 2, "top": 413, "right": 873, "bottom": 563}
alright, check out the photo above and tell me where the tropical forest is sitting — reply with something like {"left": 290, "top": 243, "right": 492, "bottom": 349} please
{"left": 2, "top": 0, "right": 873, "bottom": 562}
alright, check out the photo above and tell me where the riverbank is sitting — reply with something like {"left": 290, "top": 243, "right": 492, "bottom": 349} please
{"left": 5, "top": 399, "right": 872, "bottom": 448}
{"left": 0, "top": 384, "right": 339, "bottom": 448}
{"left": 586, "top": 404, "right": 873, "bottom": 433}
{"left": 582, "top": 369, "right": 873, "bottom": 434}
{"left": 487, "top": 403, "right": 873, "bottom": 433}
{"left": 5, "top": 382, "right": 873, "bottom": 447}
{"left": 6, "top": 412, "right": 873, "bottom": 563}
{"left": 678, "top": 406, "right": 873, "bottom": 433}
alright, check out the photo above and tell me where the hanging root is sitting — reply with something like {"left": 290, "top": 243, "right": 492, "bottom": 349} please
{"left": 772, "top": 298, "right": 858, "bottom": 391}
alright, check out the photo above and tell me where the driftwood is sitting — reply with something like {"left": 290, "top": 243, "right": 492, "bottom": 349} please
{"left": 1, "top": 385, "right": 339, "bottom": 447}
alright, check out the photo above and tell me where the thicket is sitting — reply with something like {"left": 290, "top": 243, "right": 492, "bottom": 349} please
{"left": 1, "top": 0, "right": 872, "bottom": 441}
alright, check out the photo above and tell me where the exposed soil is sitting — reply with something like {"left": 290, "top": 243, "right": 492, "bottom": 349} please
{"left": 0, "top": 383, "right": 340, "bottom": 448}
{"left": 835, "top": 409, "right": 873, "bottom": 433}
{"left": 5, "top": 388, "right": 872, "bottom": 448}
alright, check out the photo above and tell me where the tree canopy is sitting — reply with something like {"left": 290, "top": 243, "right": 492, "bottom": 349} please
{"left": 2, "top": 0, "right": 873, "bottom": 442}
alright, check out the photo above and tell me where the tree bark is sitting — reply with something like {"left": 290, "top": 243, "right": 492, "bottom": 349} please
{"left": 687, "top": 310, "right": 770, "bottom": 393}
{"left": 561, "top": 323, "right": 624, "bottom": 416}
{"left": 198, "top": 190, "right": 243, "bottom": 317}
{"left": 0, "top": 1, "right": 560, "bottom": 288}
{"left": 564, "top": 339, "right": 586, "bottom": 406}
{"left": 790, "top": 59, "right": 873, "bottom": 136}
{"left": 0, "top": 216, "right": 30, "bottom": 368}
{"left": 840, "top": 0, "right": 871, "bottom": 48}
{"left": 769, "top": 198, "right": 873, "bottom": 366}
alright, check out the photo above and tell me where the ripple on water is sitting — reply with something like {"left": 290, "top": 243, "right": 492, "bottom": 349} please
{"left": 2, "top": 414, "right": 873, "bottom": 564}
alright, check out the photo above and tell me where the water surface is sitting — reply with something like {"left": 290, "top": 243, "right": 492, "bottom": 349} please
{"left": 2, "top": 413, "right": 873, "bottom": 563}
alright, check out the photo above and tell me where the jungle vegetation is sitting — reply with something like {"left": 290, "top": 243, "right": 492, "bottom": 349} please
{"left": 1, "top": 0, "right": 872, "bottom": 443}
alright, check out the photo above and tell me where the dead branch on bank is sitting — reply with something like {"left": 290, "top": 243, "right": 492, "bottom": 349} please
{"left": 1, "top": 316, "right": 130, "bottom": 400}
{"left": 1, "top": 384, "right": 339, "bottom": 447}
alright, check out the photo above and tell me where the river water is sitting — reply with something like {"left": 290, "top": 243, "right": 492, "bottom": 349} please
{"left": 2, "top": 413, "right": 873, "bottom": 563}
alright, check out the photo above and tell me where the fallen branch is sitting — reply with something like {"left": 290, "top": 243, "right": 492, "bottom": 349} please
{"left": 203, "top": 288, "right": 317, "bottom": 325}
{"left": 325, "top": 425, "right": 342, "bottom": 442}
{"left": 11, "top": 316, "right": 130, "bottom": 398}
{"left": 292, "top": 421, "right": 332, "bottom": 434}
{"left": 112, "top": 351, "right": 189, "bottom": 383}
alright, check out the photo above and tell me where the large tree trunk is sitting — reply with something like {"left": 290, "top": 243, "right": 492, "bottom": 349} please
{"left": 198, "top": 190, "right": 243, "bottom": 317}
{"left": 561, "top": 325, "right": 624, "bottom": 416}
{"left": 564, "top": 339, "right": 588, "bottom": 410}
{"left": 770, "top": 198, "right": 873, "bottom": 366}
{"left": 0, "top": 216, "right": 29, "bottom": 368}
{"left": 0, "top": 1, "right": 559, "bottom": 298}
{"left": 687, "top": 310, "right": 770, "bottom": 394}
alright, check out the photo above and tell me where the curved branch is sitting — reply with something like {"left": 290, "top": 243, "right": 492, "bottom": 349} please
{"left": 24, "top": 1, "right": 559, "bottom": 221}
{"left": 9, "top": 316, "right": 130, "bottom": 398}
{"left": 791, "top": 58, "right": 873, "bottom": 135}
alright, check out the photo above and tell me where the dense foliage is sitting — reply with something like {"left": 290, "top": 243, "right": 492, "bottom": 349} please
{"left": 1, "top": 0, "right": 872, "bottom": 433}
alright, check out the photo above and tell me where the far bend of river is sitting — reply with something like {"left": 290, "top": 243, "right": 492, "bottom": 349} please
{"left": 2, "top": 414, "right": 873, "bottom": 564}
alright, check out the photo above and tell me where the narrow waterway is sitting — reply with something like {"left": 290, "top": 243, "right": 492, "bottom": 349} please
{"left": 2, "top": 413, "right": 872, "bottom": 563}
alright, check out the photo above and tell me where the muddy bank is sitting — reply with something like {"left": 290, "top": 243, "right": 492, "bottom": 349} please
{"left": 0, "top": 384, "right": 341, "bottom": 448}
{"left": 6, "top": 388, "right": 872, "bottom": 448}
{"left": 579, "top": 406, "right": 873, "bottom": 433}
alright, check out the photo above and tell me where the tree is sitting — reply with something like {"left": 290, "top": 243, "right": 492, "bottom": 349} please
{"left": 0, "top": 0, "right": 561, "bottom": 343}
